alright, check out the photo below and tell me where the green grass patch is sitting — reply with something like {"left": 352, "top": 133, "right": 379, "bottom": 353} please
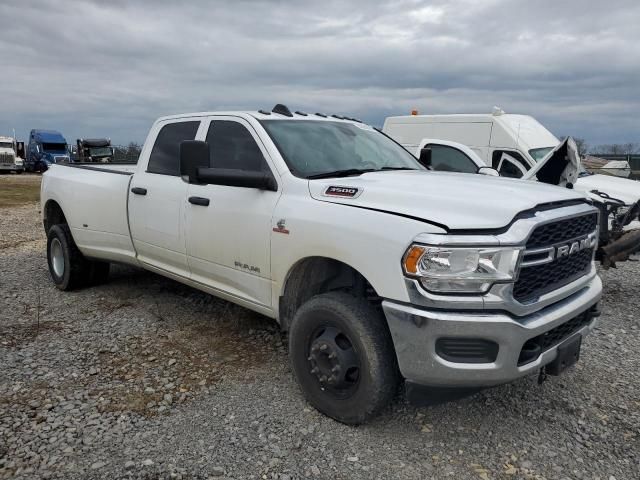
{"left": 0, "top": 178, "right": 41, "bottom": 207}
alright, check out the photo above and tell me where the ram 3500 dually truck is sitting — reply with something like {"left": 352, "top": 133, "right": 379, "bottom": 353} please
{"left": 41, "top": 104, "right": 602, "bottom": 423}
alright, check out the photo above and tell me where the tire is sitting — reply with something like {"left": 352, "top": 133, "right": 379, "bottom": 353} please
{"left": 47, "top": 224, "right": 91, "bottom": 290}
{"left": 289, "top": 292, "right": 400, "bottom": 424}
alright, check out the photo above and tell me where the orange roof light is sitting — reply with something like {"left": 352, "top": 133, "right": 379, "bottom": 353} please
{"left": 411, "top": 109, "right": 419, "bottom": 116}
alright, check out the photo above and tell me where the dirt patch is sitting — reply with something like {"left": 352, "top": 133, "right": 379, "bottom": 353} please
{"left": 0, "top": 320, "right": 65, "bottom": 348}
{"left": 0, "top": 174, "right": 41, "bottom": 207}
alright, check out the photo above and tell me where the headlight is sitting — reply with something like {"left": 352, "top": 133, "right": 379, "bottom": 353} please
{"left": 403, "top": 244, "right": 521, "bottom": 293}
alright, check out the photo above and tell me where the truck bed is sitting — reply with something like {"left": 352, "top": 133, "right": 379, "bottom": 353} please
{"left": 41, "top": 163, "right": 138, "bottom": 264}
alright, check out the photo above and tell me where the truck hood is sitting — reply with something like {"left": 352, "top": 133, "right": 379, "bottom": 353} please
{"left": 575, "top": 173, "right": 640, "bottom": 205}
{"left": 309, "top": 170, "right": 587, "bottom": 230}
{"left": 523, "top": 137, "right": 580, "bottom": 187}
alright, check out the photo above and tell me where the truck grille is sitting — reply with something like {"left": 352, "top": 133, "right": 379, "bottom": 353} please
{"left": 513, "top": 213, "right": 598, "bottom": 303}
{"left": 0, "top": 153, "right": 14, "bottom": 164}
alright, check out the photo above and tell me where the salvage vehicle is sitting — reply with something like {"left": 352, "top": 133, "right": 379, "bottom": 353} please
{"left": 41, "top": 104, "right": 602, "bottom": 423}
{"left": 383, "top": 111, "right": 640, "bottom": 267}
{"left": 25, "top": 129, "right": 70, "bottom": 172}
{"left": 75, "top": 138, "right": 114, "bottom": 163}
{"left": 0, "top": 136, "right": 24, "bottom": 174}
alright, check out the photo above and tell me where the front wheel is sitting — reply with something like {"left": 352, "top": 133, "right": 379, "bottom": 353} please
{"left": 289, "top": 292, "right": 400, "bottom": 424}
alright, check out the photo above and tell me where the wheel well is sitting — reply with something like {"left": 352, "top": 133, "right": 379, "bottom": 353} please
{"left": 279, "top": 257, "right": 379, "bottom": 331}
{"left": 43, "top": 200, "right": 67, "bottom": 233}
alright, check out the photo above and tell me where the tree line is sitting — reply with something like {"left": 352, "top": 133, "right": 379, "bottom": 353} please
{"left": 566, "top": 138, "right": 639, "bottom": 157}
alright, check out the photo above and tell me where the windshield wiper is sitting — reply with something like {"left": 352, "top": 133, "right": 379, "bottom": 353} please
{"left": 306, "top": 168, "right": 376, "bottom": 179}
{"left": 379, "top": 167, "right": 420, "bottom": 171}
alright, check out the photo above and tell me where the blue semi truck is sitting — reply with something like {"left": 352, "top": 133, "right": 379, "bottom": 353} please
{"left": 25, "top": 129, "right": 71, "bottom": 172}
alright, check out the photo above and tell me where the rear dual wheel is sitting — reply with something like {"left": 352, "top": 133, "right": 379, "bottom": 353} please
{"left": 47, "top": 224, "right": 110, "bottom": 290}
{"left": 289, "top": 292, "right": 400, "bottom": 424}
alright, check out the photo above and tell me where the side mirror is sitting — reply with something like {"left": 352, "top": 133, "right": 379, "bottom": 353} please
{"left": 478, "top": 166, "right": 500, "bottom": 176}
{"left": 418, "top": 147, "right": 432, "bottom": 167}
{"left": 180, "top": 140, "right": 210, "bottom": 183}
{"left": 197, "top": 168, "right": 277, "bottom": 191}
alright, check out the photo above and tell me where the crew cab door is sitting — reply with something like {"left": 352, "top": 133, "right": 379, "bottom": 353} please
{"left": 128, "top": 119, "right": 202, "bottom": 277}
{"left": 185, "top": 116, "right": 281, "bottom": 307}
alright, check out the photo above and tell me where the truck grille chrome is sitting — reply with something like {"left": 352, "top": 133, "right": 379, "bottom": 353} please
{"left": 0, "top": 153, "right": 14, "bottom": 164}
{"left": 514, "top": 213, "right": 598, "bottom": 303}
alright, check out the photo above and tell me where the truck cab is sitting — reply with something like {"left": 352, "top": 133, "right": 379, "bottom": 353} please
{"left": 26, "top": 129, "right": 70, "bottom": 172}
{"left": 75, "top": 138, "right": 114, "bottom": 163}
{"left": 0, "top": 135, "right": 23, "bottom": 174}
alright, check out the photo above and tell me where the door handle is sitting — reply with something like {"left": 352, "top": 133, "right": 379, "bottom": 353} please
{"left": 188, "top": 196, "right": 210, "bottom": 206}
{"left": 131, "top": 187, "right": 147, "bottom": 195}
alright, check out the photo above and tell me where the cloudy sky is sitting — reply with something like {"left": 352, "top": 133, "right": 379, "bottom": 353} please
{"left": 1, "top": 0, "right": 638, "bottom": 146}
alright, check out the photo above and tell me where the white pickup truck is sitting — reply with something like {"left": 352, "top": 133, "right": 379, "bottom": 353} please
{"left": 41, "top": 104, "right": 602, "bottom": 423}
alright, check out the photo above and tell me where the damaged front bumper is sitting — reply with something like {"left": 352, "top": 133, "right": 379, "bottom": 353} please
{"left": 382, "top": 275, "right": 602, "bottom": 388}
{"left": 595, "top": 198, "right": 640, "bottom": 267}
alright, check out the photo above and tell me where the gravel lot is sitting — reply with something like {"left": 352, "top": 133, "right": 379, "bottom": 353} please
{"left": 1, "top": 176, "right": 639, "bottom": 479}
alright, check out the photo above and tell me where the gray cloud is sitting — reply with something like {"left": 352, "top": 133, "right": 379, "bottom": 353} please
{"left": 1, "top": 0, "right": 638, "bottom": 145}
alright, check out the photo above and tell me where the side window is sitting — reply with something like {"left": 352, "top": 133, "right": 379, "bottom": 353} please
{"left": 206, "top": 120, "right": 269, "bottom": 172}
{"left": 429, "top": 144, "right": 478, "bottom": 173}
{"left": 147, "top": 121, "right": 200, "bottom": 176}
{"left": 492, "top": 150, "right": 529, "bottom": 171}
{"left": 499, "top": 158, "right": 525, "bottom": 178}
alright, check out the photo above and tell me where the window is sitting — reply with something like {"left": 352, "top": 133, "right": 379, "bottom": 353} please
{"left": 147, "top": 121, "right": 200, "bottom": 175}
{"left": 260, "top": 120, "right": 421, "bottom": 178}
{"left": 499, "top": 159, "right": 525, "bottom": 178}
{"left": 206, "top": 120, "right": 269, "bottom": 172}
{"left": 529, "top": 147, "right": 554, "bottom": 162}
{"left": 428, "top": 144, "right": 478, "bottom": 173}
{"left": 42, "top": 143, "right": 67, "bottom": 152}
{"left": 491, "top": 150, "right": 529, "bottom": 170}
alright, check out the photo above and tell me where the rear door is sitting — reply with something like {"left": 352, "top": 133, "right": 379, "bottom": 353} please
{"left": 185, "top": 116, "right": 281, "bottom": 307}
{"left": 128, "top": 118, "right": 202, "bottom": 277}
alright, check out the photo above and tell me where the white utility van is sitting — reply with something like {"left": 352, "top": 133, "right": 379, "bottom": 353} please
{"left": 383, "top": 108, "right": 560, "bottom": 178}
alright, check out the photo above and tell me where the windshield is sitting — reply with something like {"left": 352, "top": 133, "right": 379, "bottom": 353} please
{"left": 529, "top": 147, "right": 554, "bottom": 162}
{"left": 89, "top": 147, "right": 112, "bottom": 157}
{"left": 0, "top": 142, "right": 13, "bottom": 149}
{"left": 42, "top": 142, "right": 67, "bottom": 153}
{"left": 260, "top": 120, "right": 423, "bottom": 178}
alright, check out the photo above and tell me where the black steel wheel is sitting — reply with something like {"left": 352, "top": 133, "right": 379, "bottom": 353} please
{"left": 289, "top": 292, "right": 400, "bottom": 424}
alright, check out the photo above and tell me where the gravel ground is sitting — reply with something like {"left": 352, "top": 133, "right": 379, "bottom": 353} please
{"left": 0, "top": 198, "right": 638, "bottom": 480}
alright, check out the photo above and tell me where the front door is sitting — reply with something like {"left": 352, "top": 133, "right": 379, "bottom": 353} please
{"left": 185, "top": 116, "right": 281, "bottom": 307}
{"left": 128, "top": 119, "right": 201, "bottom": 277}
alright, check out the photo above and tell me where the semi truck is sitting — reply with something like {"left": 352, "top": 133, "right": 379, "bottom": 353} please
{"left": 25, "top": 129, "right": 70, "bottom": 172}
{"left": 0, "top": 136, "right": 24, "bottom": 174}
{"left": 41, "top": 105, "right": 602, "bottom": 423}
{"left": 75, "top": 138, "right": 114, "bottom": 163}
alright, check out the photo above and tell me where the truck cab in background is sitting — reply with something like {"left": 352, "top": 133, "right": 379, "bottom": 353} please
{"left": 0, "top": 136, "right": 23, "bottom": 174}
{"left": 75, "top": 138, "right": 114, "bottom": 163}
{"left": 26, "top": 129, "right": 71, "bottom": 172}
